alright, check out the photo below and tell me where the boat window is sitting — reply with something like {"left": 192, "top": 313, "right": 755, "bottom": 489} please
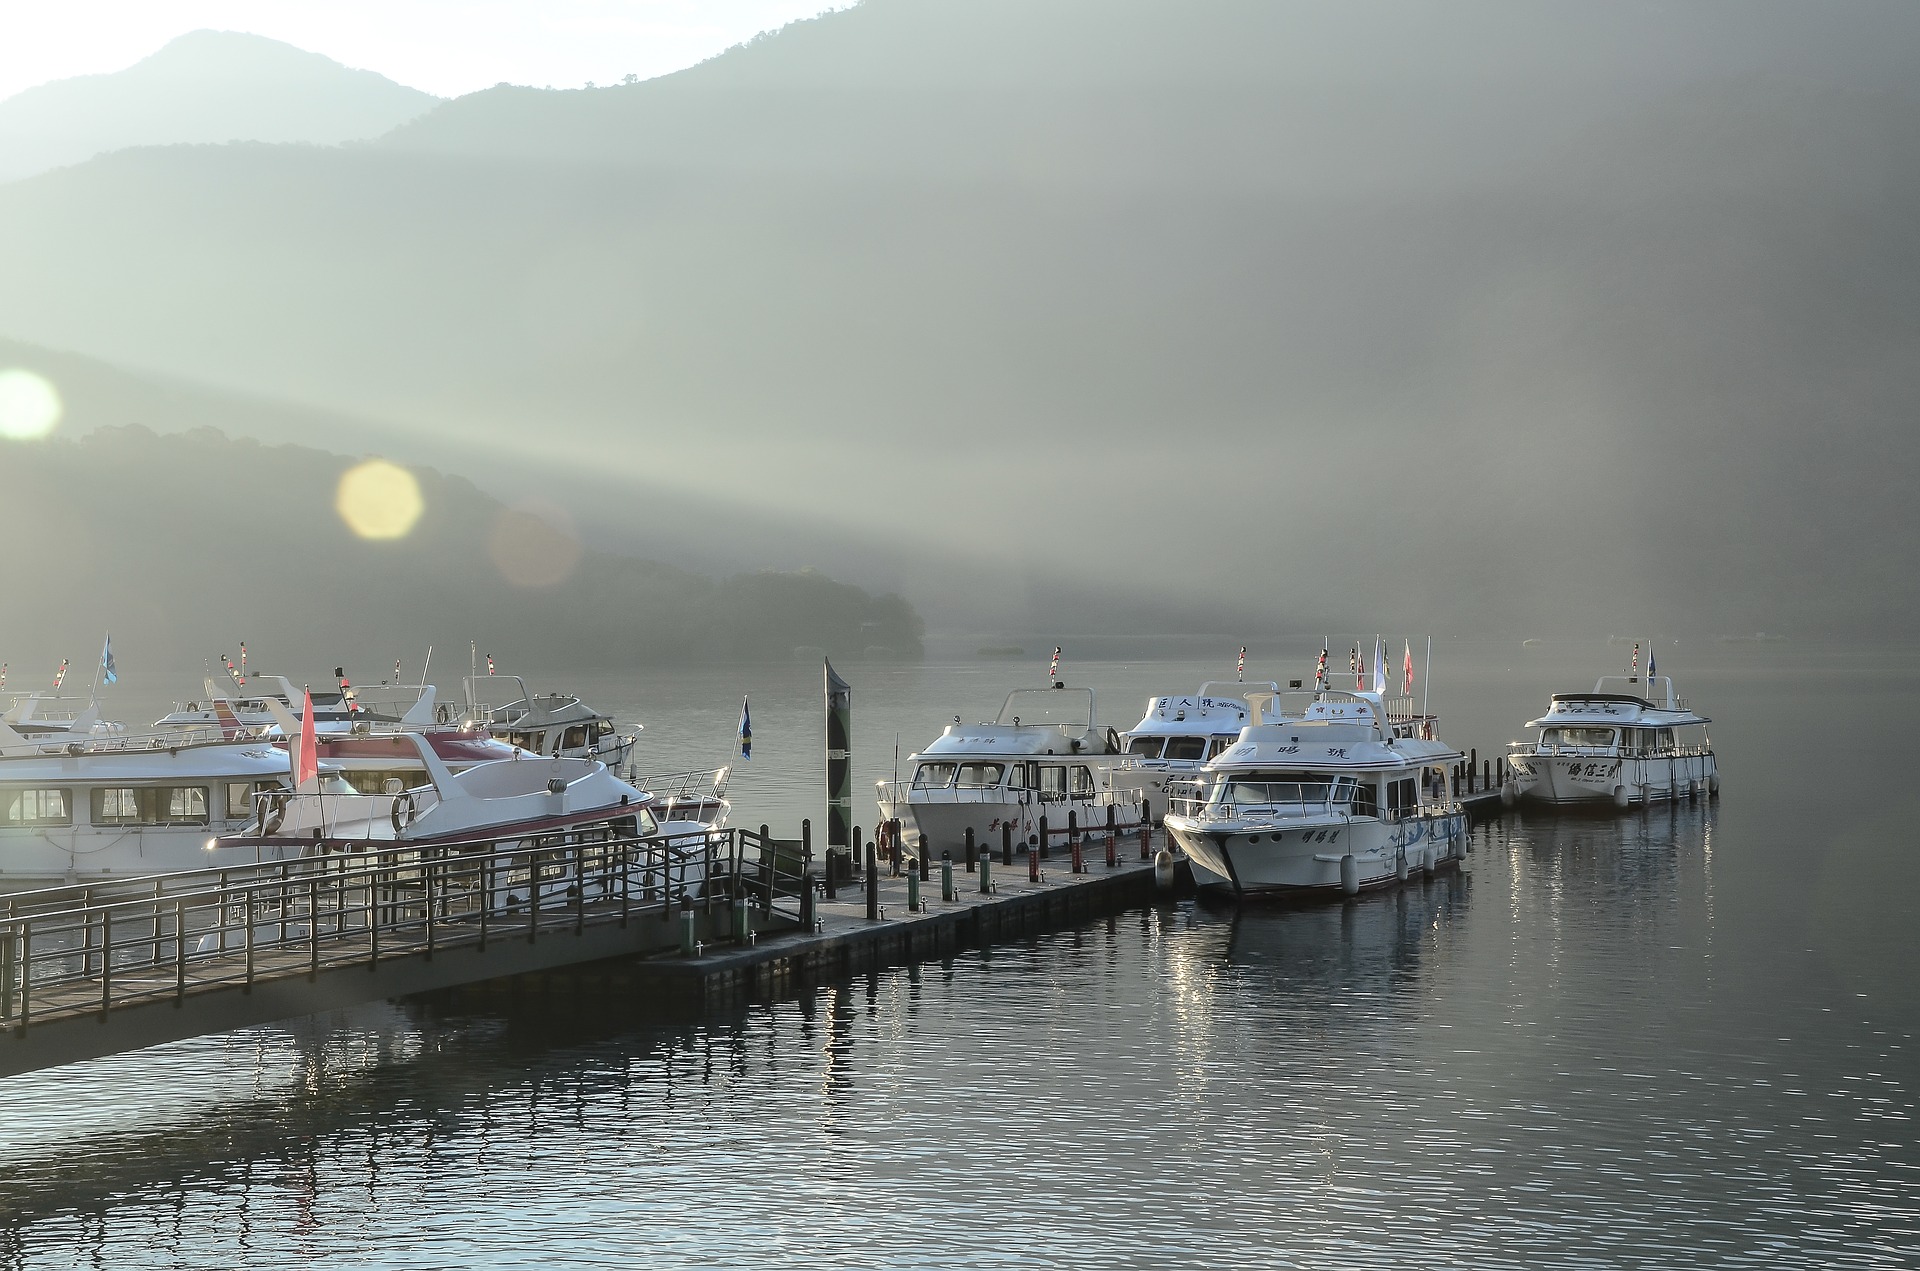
{"left": 1126, "top": 736, "right": 1164, "bottom": 758}
{"left": 1386, "top": 777, "right": 1417, "bottom": 813}
{"left": 1, "top": 788, "right": 71, "bottom": 827}
{"left": 1658, "top": 728, "right": 1674, "bottom": 750}
{"left": 561, "top": 726, "right": 589, "bottom": 751}
{"left": 591, "top": 719, "right": 616, "bottom": 740}
{"left": 1163, "top": 737, "right": 1207, "bottom": 762}
{"left": 342, "top": 769, "right": 419, "bottom": 796}
{"left": 1071, "top": 766, "right": 1096, "bottom": 795}
{"left": 507, "top": 731, "right": 538, "bottom": 751}
{"left": 1007, "top": 763, "right": 1032, "bottom": 790}
{"left": 1211, "top": 772, "right": 1336, "bottom": 806}
{"left": 1351, "top": 781, "right": 1379, "bottom": 818}
{"left": 1543, "top": 727, "right": 1616, "bottom": 748}
{"left": 1206, "top": 737, "right": 1233, "bottom": 759}
{"left": 1040, "top": 766, "right": 1068, "bottom": 798}
{"left": 912, "top": 763, "right": 957, "bottom": 789}
{"left": 955, "top": 763, "right": 1005, "bottom": 788}
{"left": 224, "top": 780, "right": 280, "bottom": 819}
{"left": 92, "top": 786, "right": 210, "bottom": 826}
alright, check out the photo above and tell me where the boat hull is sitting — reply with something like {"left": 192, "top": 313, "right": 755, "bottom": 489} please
{"left": 1166, "top": 810, "right": 1469, "bottom": 897}
{"left": 877, "top": 793, "right": 1143, "bottom": 861}
{"left": 1506, "top": 752, "right": 1717, "bottom": 807}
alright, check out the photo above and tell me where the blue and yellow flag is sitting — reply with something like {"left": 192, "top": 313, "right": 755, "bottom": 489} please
{"left": 100, "top": 633, "right": 117, "bottom": 686}
{"left": 738, "top": 697, "right": 752, "bottom": 760}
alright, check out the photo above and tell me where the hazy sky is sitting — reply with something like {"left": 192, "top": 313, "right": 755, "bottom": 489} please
{"left": 0, "top": 1, "right": 841, "bottom": 101}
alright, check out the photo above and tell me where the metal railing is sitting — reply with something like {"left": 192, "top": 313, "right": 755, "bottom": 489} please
{"left": 875, "top": 781, "right": 1135, "bottom": 809}
{"left": 1166, "top": 780, "right": 1351, "bottom": 821}
{"left": 1509, "top": 740, "right": 1714, "bottom": 760}
{"left": 0, "top": 823, "right": 812, "bottom": 1031}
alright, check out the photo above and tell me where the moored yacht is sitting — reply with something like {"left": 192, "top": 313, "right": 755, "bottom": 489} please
{"left": 1164, "top": 685, "right": 1467, "bottom": 898}
{"left": 1115, "top": 681, "right": 1276, "bottom": 805}
{"left": 1504, "top": 670, "right": 1717, "bottom": 808}
{"left": 0, "top": 719, "right": 291, "bottom": 884}
{"left": 154, "top": 671, "right": 433, "bottom": 736}
{"left": 876, "top": 682, "right": 1143, "bottom": 858}
{"left": 462, "top": 676, "right": 637, "bottom": 768}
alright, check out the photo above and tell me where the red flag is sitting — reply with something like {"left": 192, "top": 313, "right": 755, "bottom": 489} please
{"left": 1403, "top": 640, "right": 1414, "bottom": 695}
{"left": 295, "top": 689, "right": 319, "bottom": 790}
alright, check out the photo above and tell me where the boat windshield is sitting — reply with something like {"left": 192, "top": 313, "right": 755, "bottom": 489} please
{"left": 1543, "top": 727, "right": 1616, "bottom": 748}
{"left": 954, "top": 762, "right": 1005, "bottom": 788}
{"left": 1209, "top": 772, "right": 1354, "bottom": 808}
{"left": 912, "top": 762, "right": 957, "bottom": 788}
{"left": 1163, "top": 737, "right": 1207, "bottom": 761}
{"left": 1126, "top": 737, "right": 1163, "bottom": 758}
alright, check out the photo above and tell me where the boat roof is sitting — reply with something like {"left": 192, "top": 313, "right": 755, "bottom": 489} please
{"left": 1126, "top": 682, "right": 1273, "bottom": 737}
{"left": 0, "top": 740, "right": 289, "bottom": 780}
{"left": 1203, "top": 687, "right": 1463, "bottom": 771}
{"left": 1526, "top": 675, "right": 1709, "bottom": 727}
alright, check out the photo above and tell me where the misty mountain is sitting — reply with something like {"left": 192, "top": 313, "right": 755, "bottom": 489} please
{"left": 0, "top": 30, "right": 439, "bottom": 183}
{"left": 0, "top": 426, "right": 923, "bottom": 670}
{"left": 0, "top": 1, "right": 1916, "bottom": 640}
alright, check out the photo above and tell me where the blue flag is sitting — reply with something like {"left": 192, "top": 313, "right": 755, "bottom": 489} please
{"left": 738, "top": 697, "right": 752, "bottom": 760}
{"left": 100, "top": 633, "right": 117, "bottom": 685}
{"left": 1648, "top": 649, "right": 1657, "bottom": 680}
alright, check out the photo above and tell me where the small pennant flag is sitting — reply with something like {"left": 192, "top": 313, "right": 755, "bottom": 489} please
{"left": 1351, "top": 646, "right": 1361, "bottom": 689}
{"left": 1648, "top": 648, "right": 1657, "bottom": 680}
{"left": 486, "top": 654, "right": 495, "bottom": 675}
{"left": 1403, "top": 640, "right": 1414, "bottom": 695}
{"left": 53, "top": 657, "right": 68, "bottom": 689}
{"left": 1049, "top": 647, "right": 1061, "bottom": 680}
{"left": 394, "top": 658, "right": 403, "bottom": 682}
{"left": 1632, "top": 642, "right": 1640, "bottom": 677}
{"left": 737, "top": 697, "right": 752, "bottom": 760}
{"left": 1371, "top": 635, "right": 1387, "bottom": 695}
{"left": 1316, "top": 642, "right": 1328, "bottom": 689}
{"left": 1237, "top": 647, "right": 1247, "bottom": 682}
{"left": 0, "top": 664, "right": 7, "bottom": 690}
{"left": 100, "top": 633, "right": 117, "bottom": 686}
{"left": 238, "top": 641, "right": 247, "bottom": 681}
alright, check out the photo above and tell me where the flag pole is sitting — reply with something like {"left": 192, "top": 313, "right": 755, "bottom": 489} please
{"left": 1422, "top": 636, "right": 1432, "bottom": 722}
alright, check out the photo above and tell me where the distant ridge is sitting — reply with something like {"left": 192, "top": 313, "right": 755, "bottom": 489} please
{"left": 0, "top": 30, "right": 439, "bottom": 182}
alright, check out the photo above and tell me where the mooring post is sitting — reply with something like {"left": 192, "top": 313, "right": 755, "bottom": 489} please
{"left": 1470, "top": 749, "right": 1478, "bottom": 792}
{"left": 1001, "top": 821, "right": 1013, "bottom": 867}
{"left": 1106, "top": 804, "right": 1117, "bottom": 868}
{"left": 941, "top": 851, "right": 954, "bottom": 903}
{"left": 1029, "top": 832, "right": 1041, "bottom": 882}
{"left": 1068, "top": 810, "right": 1081, "bottom": 873}
{"left": 964, "top": 826, "right": 976, "bottom": 873}
{"left": 907, "top": 862, "right": 920, "bottom": 914}
{"left": 918, "top": 833, "right": 930, "bottom": 883}
{"left": 852, "top": 824, "right": 863, "bottom": 878}
{"left": 681, "top": 908, "right": 697, "bottom": 955}
{"left": 1141, "top": 796, "right": 1153, "bottom": 860}
{"left": 979, "top": 853, "right": 993, "bottom": 894}
{"left": 809, "top": 818, "right": 831, "bottom": 902}
{"left": 1039, "top": 813, "right": 1050, "bottom": 861}
{"left": 801, "top": 846, "right": 817, "bottom": 929}
{"left": 866, "top": 839, "right": 880, "bottom": 921}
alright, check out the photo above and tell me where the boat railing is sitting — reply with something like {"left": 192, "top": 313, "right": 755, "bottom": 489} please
{"left": 876, "top": 780, "right": 1130, "bottom": 808}
{"left": 1512, "top": 740, "right": 1714, "bottom": 759}
{"left": 0, "top": 723, "right": 268, "bottom": 757}
{"left": 1166, "top": 781, "right": 1347, "bottom": 822}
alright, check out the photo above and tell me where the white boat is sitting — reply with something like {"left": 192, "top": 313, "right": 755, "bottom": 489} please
{"left": 462, "top": 676, "right": 637, "bottom": 768}
{"left": 1164, "top": 686, "right": 1469, "bottom": 898}
{"left": 1115, "top": 681, "right": 1277, "bottom": 805}
{"left": 223, "top": 732, "right": 720, "bottom": 898}
{"left": 154, "top": 671, "right": 433, "bottom": 736}
{"left": 1503, "top": 674, "right": 1718, "bottom": 808}
{"left": 0, "top": 718, "right": 291, "bottom": 885}
{"left": 2, "top": 693, "right": 118, "bottom": 741}
{"left": 876, "top": 683, "right": 1143, "bottom": 859}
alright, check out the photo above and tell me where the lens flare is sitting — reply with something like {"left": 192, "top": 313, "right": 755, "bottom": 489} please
{"left": 335, "top": 459, "right": 424, "bottom": 540}
{"left": 489, "top": 502, "right": 582, "bottom": 588}
{"left": 0, "top": 369, "right": 62, "bottom": 441}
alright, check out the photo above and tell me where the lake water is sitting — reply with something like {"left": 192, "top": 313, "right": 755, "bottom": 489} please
{"left": 0, "top": 642, "right": 1914, "bottom": 1268}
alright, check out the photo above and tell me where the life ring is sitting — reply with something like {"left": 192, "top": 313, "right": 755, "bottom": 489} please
{"left": 257, "top": 793, "right": 288, "bottom": 837}
{"left": 391, "top": 791, "right": 417, "bottom": 835}
{"left": 1105, "top": 726, "right": 1122, "bottom": 755}
{"left": 437, "top": 704, "right": 452, "bottom": 725}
